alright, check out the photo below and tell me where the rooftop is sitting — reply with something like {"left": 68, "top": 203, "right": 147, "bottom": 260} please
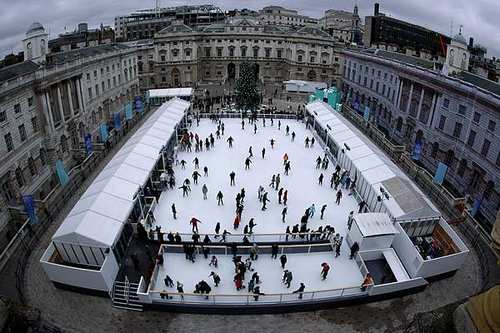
{"left": 0, "top": 60, "right": 39, "bottom": 84}
{"left": 47, "top": 44, "right": 131, "bottom": 64}
{"left": 456, "top": 71, "right": 500, "bottom": 97}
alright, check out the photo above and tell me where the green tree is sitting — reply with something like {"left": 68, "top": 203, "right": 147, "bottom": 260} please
{"left": 235, "top": 61, "right": 260, "bottom": 112}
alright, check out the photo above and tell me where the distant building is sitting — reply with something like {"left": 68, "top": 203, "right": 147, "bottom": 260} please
{"left": 48, "top": 23, "right": 115, "bottom": 53}
{"left": 257, "top": 6, "right": 318, "bottom": 27}
{"left": 363, "top": 3, "right": 450, "bottom": 59}
{"left": 319, "top": 5, "right": 362, "bottom": 44}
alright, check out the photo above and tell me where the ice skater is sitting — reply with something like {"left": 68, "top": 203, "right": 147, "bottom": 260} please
{"left": 209, "top": 255, "right": 218, "bottom": 268}
{"left": 281, "top": 206, "right": 287, "bottom": 223}
{"left": 261, "top": 147, "right": 266, "bottom": 159}
{"left": 203, "top": 166, "right": 209, "bottom": 176}
{"left": 283, "top": 190, "right": 288, "bottom": 205}
{"left": 280, "top": 254, "right": 287, "bottom": 269}
{"left": 347, "top": 211, "right": 354, "bottom": 230}
{"left": 261, "top": 192, "right": 270, "bottom": 210}
{"left": 202, "top": 184, "right": 208, "bottom": 200}
{"left": 278, "top": 120, "right": 281, "bottom": 130}
{"left": 311, "top": 137, "right": 315, "bottom": 147}
{"left": 308, "top": 204, "right": 316, "bottom": 218}
{"left": 244, "top": 157, "right": 252, "bottom": 170}
{"left": 192, "top": 170, "right": 201, "bottom": 184}
{"left": 336, "top": 189, "right": 343, "bottom": 205}
{"left": 320, "top": 204, "right": 327, "bottom": 219}
{"left": 214, "top": 222, "right": 221, "bottom": 237}
{"left": 305, "top": 137, "right": 310, "bottom": 148}
{"left": 258, "top": 185, "right": 264, "bottom": 201}
{"left": 269, "top": 175, "right": 275, "bottom": 188}
{"left": 284, "top": 270, "right": 293, "bottom": 288}
{"left": 254, "top": 123, "right": 257, "bottom": 134}
{"left": 285, "top": 125, "right": 290, "bottom": 136}
{"left": 293, "top": 283, "right": 305, "bottom": 299}
{"left": 316, "top": 156, "right": 322, "bottom": 169}
{"left": 193, "top": 157, "right": 199, "bottom": 169}
{"left": 164, "top": 275, "right": 174, "bottom": 288}
{"left": 275, "top": 174, "right": 281, "bottom": 190}
{"left": 249, "top": 218, "right": 257, "bottom": 233}
{"left": 209, "top": 271, "right": 221, "bottom": 287}
{"left": 284, "top": 161, "right": 291, "bottom": 175}
{"left": 180, "top": 159, "right": 187, "bottom": 169}
{"left": 179, "top": 184, "right": 190, "bottom": 197}
{"left": 241, "top": 119, "right": 245, "bottom": 130}
{"left": 227, "top": 136, "right": 234, "bottom": 148}
{"left": 233, "top": 214, "right": 241, "bottom": 229}
{"left": 171, "top": 203, "right": 177, "bottom": 219}
{"left": 318, "top": 173, "right": 324, "bottom": 185}
{"left": 217, "top": 191, "right": 224, "bottom": 205}
{"left": 270, "top": 138, "right": 275, "bottom": 148}
{"left": 248, "top": 146, "right": 253, "bottom": 157}
{"left": 291, "top": 132, "right": 296, "bottom": 141}
{"left": 229, "top": 171, "right": 236, "bottom": 186}
{"left": 320, "top": 262, "right": 330, "bottom": 280}
{"left": 278, "top": 188, "right": 284, "bottom": 204}
{"left": 190, "top": 217, "right": 202, "bottom": 233}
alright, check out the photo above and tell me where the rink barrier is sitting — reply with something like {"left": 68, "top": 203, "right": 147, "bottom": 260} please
{"left": 151, "top": 232, "right": 338, "bottom": 244}
{"left": 195, "top": 112, "right": 301, "bottom": 120}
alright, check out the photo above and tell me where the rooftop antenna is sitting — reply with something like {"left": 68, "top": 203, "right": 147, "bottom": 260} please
{"left": 459, "top": 24, "right": 463, "bottom": 35}
{"left": 155, "top": 0, "right": 161, "bottom": 18}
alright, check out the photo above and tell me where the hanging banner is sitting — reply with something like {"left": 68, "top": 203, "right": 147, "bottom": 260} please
{"left": 433, "top": 162, "right": 448, "bottom": 185}
{"left": 100, "top": 123, "right": 109, "bottom": 142}
{"left": 84, "top": 133, "right": 93, "bottom": 155}
{"left": 363, "top": 106, "right": 370, "bottom": 121}
{"left": 22, "top": 195, "right": 38, "bottom": 225}
{"left": 412, "top": 142, "right": 423, "bottom": 161}
{"left": 114, "top": 112, "right": 121, "bottom": 130}
{"left": 125, "top": 103, "right": 133, "bottom": 120}
{"left": 471, "top": 198, "right": 482, "bottom": 216}
{"left": 55, "top": 159, "right": 69, "bottom": 186}
{"left": 134, "top": 97, "right": 144, "bottom": 113}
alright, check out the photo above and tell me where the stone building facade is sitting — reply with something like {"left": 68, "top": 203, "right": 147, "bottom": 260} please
{"left": 340, "top": 43, "right": 500, "bottom": 227}
{"left": 0, "top": 24, "right": 139, "bottom": 230}
{"left": 319, "top": 6, "right": 362, "bottom": 44}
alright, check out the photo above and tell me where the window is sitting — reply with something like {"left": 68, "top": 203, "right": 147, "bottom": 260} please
{"left": 28, "top": 157, "right": 37, "bottom": 176}
{"left": 277, "top": 50, "right": 282, "bottom": 58}
{"left": 107, "top": 79, "right": 111, "bottom": 89}
{"left": 86, "top": 73, "right": 90, "bottom": 80}
{"left": 229, "top": 48, "right": 234, "bottom": 57}
{"left": 431, "top": 142, "right": 439, "bottom": 158}
{"left": 481, "top": 139, "right": 491, "bottom": 157}
{"left": 15, "top": 167, "right": 24, "bottom": 187}
{"left": 467, "top": 130, "right": 476, "bottom": 146}
{"left": 310, "top": 56, "right": 315, "bottom": 63}
{"left": 93, "top": 70, "right": 98, "bottom": 78}
{"left": 101, "top": 82, "right": 105, "bottom": 93}
{"left": 442, "top": 98, "right": 450, "bottom": 109}
{"left": 298, "top": 55, "right": 303, "bottom": 62}
{"left": 4, "top": 133, "right": 13, "bottom": 152}
{"left": 31, "top": 117, "right": 38, "bottom": 133}
{"left": 205, "top": 47, "right": 211, "bottom": 57}
{"left": 458, "top": 105, "right": 466, "bottom": 115}
{"left": 18, "top": 124, "right": 27, "bottom": 142}
{"left": 0, "top": 111, "right": 6, "bottom": 122}
{"left": 453, "top": 122, "right": 463, "bottom": 138}
{"left": 217, "top": 48, "right": 222, "bottom": 57}
{"left": 473, "top": 112, "right": 481, "bottom": 123}
{"left": 488, "top": 120, "right": 496, "bottom": 132}
{"left": 265, "top": 48, "right": 271, "bottom": 58}
{"left": 14, "top": 104, "right": 21, "bottom": 114}
{"left": 457, "top": 159, "right": 467, "bottom": 177}
{"left": 438, "top": 115, "right": 446, "bottom": 130}
{"left": 95, "top": 84, "right": 99, "bottom": 96}
{"left": 28, "top": 97, "right": 33, "bottom": 107}
{"left": 88, "top": 87, "right": 92, "bottom": 99}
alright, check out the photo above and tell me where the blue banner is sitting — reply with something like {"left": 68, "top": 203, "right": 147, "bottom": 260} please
{"left": 55, "top": 160, "right": 69, "bottom": 186}
{"left": 134, "top": 97, "right": 144, "bottom": 113}
{"left": 84, "top": 133, "right": 93, "bottom": 155}
{"left": 22, "top": 195, "right": 38, "bottom": 225}
{"left": 471, "top": 198, "right": 482, "bottom": 216}
{"left": 125, "top": 103, "right": 133, "bottom": 120}
{"left": 433, "top": 162, "right": 448, "bottom": 185}
{"left": 363, "top": 106, "right": 370, "bottom": 121}
{"left": 114, "top": 112, "right": 121, "bottom": 130}
{"left": 100, "top": 123, "right": 109, "bottom": 142}
{"left": 412, "top": 142, "right": 423, "bottom": 161}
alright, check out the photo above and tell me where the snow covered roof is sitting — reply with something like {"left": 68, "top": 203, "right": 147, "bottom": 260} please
{"left": 148, "top": 88, "right": 193, "bottom": 98}
{"left": 354, "top": 213, "right": 399, "bottom": 237}
{"left": 52, "top": 98, "right": 190, "bottom": 248}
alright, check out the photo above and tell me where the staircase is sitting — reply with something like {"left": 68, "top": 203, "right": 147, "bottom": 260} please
{"left": 111, "top": 280, "right": 144, "bottom": 311}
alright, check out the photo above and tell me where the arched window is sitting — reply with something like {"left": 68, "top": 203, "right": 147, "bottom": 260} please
{"left": 396, "top": 117, "right": 403, "bottom": 132}
{"left": 457, "top": 159, "right": 467, "bottom": 177}
{"left": 40, "top": 39, "right": 46, "bottom": 55}
{"left": 15, "top": 167, "right": 24, "bottom": 187}
{"left": 449, "top": 49, "right": 455, "bottom": 66}
{"left": 461, "top": 53, "right": 467, "bottom": 70}
{"left": 431, "top": 142, "right": 439, "bottom": 158}
{"left": 26, "top": 42, "right": 33, "bottom": 59}
{"left": 445, "top": 149, "right": 455, "bottom": 167}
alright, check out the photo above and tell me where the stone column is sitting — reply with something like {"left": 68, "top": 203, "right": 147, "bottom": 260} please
{"left": 416, "top": 87, "right": 425, "bottom": 121}
{"left": 406, "top": 83, "right": 414, "bottom": 113}
{"left": 56, "top": 85, "right": 65, "bottom": 124}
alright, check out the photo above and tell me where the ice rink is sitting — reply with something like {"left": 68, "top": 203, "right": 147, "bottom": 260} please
{"left": 153, "top": 250, "right": 365, "bottom": 298}
{"left": 152, "top": 118, "right": 359, "bottom": 236}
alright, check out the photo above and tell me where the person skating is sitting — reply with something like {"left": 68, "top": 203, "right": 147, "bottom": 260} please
{"left": 261, "top": 147, "right": 266, "bottom": 159}
{"left": 311, "top": 137, "right": 315, "bottom": 147}
{"left": 217, "top": 191, "right": 224, "bottom": 205}
{"left": 258, "top": 185, "right": 264, "bottom": 201}
{"left": 180, "top": 159, "right": 187, "bottom": 169}
{"left": 171, "top": 203, "right": 177, "bottom": 219}
{"left": 227, "top": 136, "right": 234, "bottom": 148}
{"left": 336, "top": 189, "right": 343, "bottom": 205}
{"left": 261, "top": 192, "right": 270, "bottom": 210}
{"left": 275, "top": 174, "right": 281, "bottom": 190}
{"left": 285, "top": 125, "right": 290, "bottom": 136}
{"left": 254, "top": 123, "right": 257, "bottom": 134}
{"left": 210, "top": 134, "right": 215, "bottom": 148}
{"left": 291, "top": 131, "right": 296, "bottom": 141}
{"left": 269, "top": 175, "right": 275, "bottom": 188}
{"left": 202, "top": 184, "right": 208, "bottom": 200}
{"left": 240, "top": 188, "right": 246, "bottom": 203}
{"left": 190, "top": 217, "right": 202, "bottom": 233}
{"left": 221, "top": 123, "right": 225, "bottom": 136}
{"left": 350, "top": 241, "right": 360, "bottom": 259}
{"left": 251, "top": 272, "right": 261, "bottom": 284}
{"left": 241, "top": 119, "right": 245, "bottom": 130}
{"left": 271, "top": 244, "right": 279, "bottom": 259}
{"left": 281, "top": 206, "right": 287, "bottom": 223}
{"left": 177, "top": 281, "right": 184, "bottom": 299}
{"left": 248, "top": 278, "right": 255, "bottom": 293}
{"left": 248, "top": 146, "right": 253, "bottom": 157}
{"left": 320, "top": 262, "right": 330, "bottom": 280}
{"left": 305, "top": 137, "right": 310, "bottom": 148}
{"left": 229, "top": 171, "right": 236, "bottom": 186}
{"left": 203, "top": 166, "right": 209, "bottom": 177}
{"left": 320, "top": 204, "right": 327, "bottom": 219}
{"left": 283, "top": 190, "right": 288, "bottom": 205}
{"left": 318, "top": 173, "right": 324, "bottom": 185}
{"left": 209, "top": 255, "right": 218, "bottom": 268}
{"left": 234, "top": 273, "right": 244, "bottom": 291}
{"left": 316, "top": 156, "right": 322, "bottom": 169}
{"left": 233, "top": 214, "right": 241, "bottom": 229}
{"left": 215, "top": 222, "right": 221, "bottom": 238}
{"left": 192, "top": 170, "right": 201, "bottom": 184}
{"left": 278, "top": 188, "right": 284, "bottom": 204}
{"left": 284, "top": 161, "right": 291, "bottom": 175}
{"left": 179, "top": 184, "right": 190, "bottom": 197}
{"left": 244, "top": 157, "right": 252, "bottom": 170}
{"left": 293, "top": 283, "right": 305, "bottom": 299}
{"left": 282, "top": 269, "right": 289, "bottom": 283}
{"left": 235, "top": 193, "right": 241, "bottom": 208}
{"left": 243, "top": 225, "right": 249, "bottom": 235}
{"left": 249, "top": 218, "right": 257, "bottom": 233}
{"left": 250, "top": 242, "right": 259, "bottom": 260}
{"left": 347, "top": 211, "right": 354, "bottom": 230}
{"left": 334, "top": 234, "right": 343, "bottom": 257}
{"left": 280, "top": 254, "right": 287, "bottom": 269}
{"left": 209, "top": 271, "right": 221, "bottom": 287}
{"left": 286, "top": 226, "right": 291, "bottom": 241}
{"left": 270, "top": 138, "right": 275, "bottom": 148}
{"left": 285, "top": 270, "right": 293, "bottom": 288}
{"left": 283, "top": 153, "right": 289, "bottom": 165}
{"left": 193, "top": 157, "right": 200, "bottom": 169}
{"left": 308, "top": 204, "right": 316, "bottom": 218}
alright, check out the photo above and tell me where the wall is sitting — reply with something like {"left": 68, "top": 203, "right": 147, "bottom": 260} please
{"left": 391, "top": 223, "right": 422, "bottom": 277}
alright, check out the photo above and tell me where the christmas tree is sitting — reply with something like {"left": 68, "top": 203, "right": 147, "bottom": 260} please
{"left": 235, "top": 61, "right": 260, "bottom": 112}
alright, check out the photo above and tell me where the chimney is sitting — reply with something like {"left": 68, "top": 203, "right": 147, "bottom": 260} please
{"left": 374, "top": 3, "right": 380, "bottom": 16}
{"left": 469, "top": 37, "right": 474, "bottom": 49}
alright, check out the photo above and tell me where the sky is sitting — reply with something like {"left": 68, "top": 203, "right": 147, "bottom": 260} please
{"left": 1, "top": 0, "right": 500, "bottom": 58}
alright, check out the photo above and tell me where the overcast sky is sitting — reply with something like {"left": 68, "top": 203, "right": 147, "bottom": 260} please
{"left": 1, "top": 0, "right": 500, "bottom": 58}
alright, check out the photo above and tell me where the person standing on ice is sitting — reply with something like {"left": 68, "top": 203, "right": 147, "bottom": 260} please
{"left": 280, "top": 254, "right": 287, "bottom": 269}
{"left": 316, "top": 156, "right": 322, "bottom": 169}
{"left": 177, "top": 281, "right": 184, "bottom": 300}
{"left": 281, "top": 206, "right": 287, "bottom": 223}
{"left": 271, "top": 244, "right": 279, "bottom": 259}
{"left": 275, "top": 174, "right": 281, "bottom": 190}
{"left": 320, "top": 262, "right": 330, "bottom": 280}
{"left": 305, "top": 137, "right": 310, "bottom": 148}
{"left": 217, "top": 191, "right": 224, "bottom": 205}
{"left": 209, "top": 255, "right": 218, "bottom": 268}
{"left": 247, "top": 277, "right": 255, "bottom": 293}
{"left": 285, "top": 270, "right": 293, "bottom": 288}
{"left": 269, "top": 175, "right": 275, "bottom": 188}
{"left": 308, "top": 204, "right": 316, "bottom": 218}
{"left": 291, "top": 131, "right": 296, "bottom": 142}
{"left": 209, "top": 271, "right": 221, "bottom": 287}
{"left": 283, "top": 153, "right": 289, "bottom": 165}
{"left": 180, "top": 159, "right": 187, "bottom": 169}
{"left": 214, "top": 222, "right": 221, "bottom": 238}
{"left": 192, "top": 170, "right": 201, "bottom": 184}
{"left": 249, "top": 146, "right": 253, "bottom": 157}
{"left": 336, "top": 189, "right": 343, "bottom": 205}
{"left": 250, "top": 243, "right": 259, "bottom": 260}
{"left": 278, "top": 120, "right": 281, "bottom": 130}
{"left": 311, "top": 137, "right": 315, "bottom": 147}
{"left": 221, "top": 122, "right": 225, "bottom": 136}
{"left": 261, "top": 147, "right": 266, "bottom": 159}
{"left": 202, "top": 184, "right": 208, "bottom": 200}
{"left": 254, "top": 123, "right": 257, "bottom": 134}
{"left": 244, "top": 157, "right": 252, "bottom": 170}
{"left": 278, "top": 188, "right": 284, "bottom": 204}
{"left": 293, "top": 283, "right": 305, "bottom": 299}
{"left": 261, "top": 192, "right": 270, "bottom": 210}
{"left": 179, "top": 184, "right": 190, "bottom": 197}
{"left": 240, "top": 188, "right": 246, "bottom": 203}
{"left": 203, "top": 166, "right": 209, "bottom": 177}
{"left": 233, "top": 214, "right": 241, "bottom": 229}
{"left": 229, "top": 171, "right": 236, "bottom": 186}
{"left": 249, "top": 218, "right": 257, "bottom": 233}
{"left": 241, "top": 119, "right": 245, "bottom": 130}
{"left": 286, "top": 125, "right": 290, "bottom": 136}
{"left": 270, "top": 138, "right": 276, "bottom": 149}
{"left": 171, "top": 203, "right": 177, "bottom": 219}
{"left": 320, "top": 204, "right": 327, "bottom": 219}
{"left": 190, "top": 217, "right": 202, "bottom": 233}
{"left": 283, "top": 189, "right": 288, "bottom": 205}
{"left": 318, "top": 173, "right": 324, "bottom": 185}
{"left": 347, "top": 211, "right": 354, "bottom": 230}
{"left": 193, "top": 157, "right": 200, "bottom": 169}
{"left": 227, "top": 136, "right": 234, "bottom": 148}
{"left": 258, "top": 185, "right": 264, "bottom": 201}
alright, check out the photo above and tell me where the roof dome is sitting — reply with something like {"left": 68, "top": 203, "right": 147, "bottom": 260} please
{"left": 453, "top": 32, "right": 467, "bottom": 45}
{"left": 26, "top": 22, "right": 45, "bottom": 35}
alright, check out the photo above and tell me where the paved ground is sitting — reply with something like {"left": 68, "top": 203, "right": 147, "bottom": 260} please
{"left": 20, "top": 118, "right": 484, "bottom": 332}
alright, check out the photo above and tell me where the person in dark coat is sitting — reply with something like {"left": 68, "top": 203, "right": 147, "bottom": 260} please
{"left": 280, "top": 254, "right": 287, "bottom": 269}
{"left": 271, "top": 244, "right": 279, "bottom": 259}
{"left": 209, "top": 271, "right": 221, "bottom": 287}
{"left": 293, "top": 283, "right": 305, "bottom": 299}
{"left": 253, "top": 286, "right": 264, "bottom": 301}
{"left": 320, "top": 204, "right": 327, "bottom": 219}
{"left": 164, "top": 275, "right": 174, "bottom": 288}
{"left": 171, "top": 204, "right": 177, "bottom": 219}
{"left": 350, "top": 241, "right": 360, "bottom": 259}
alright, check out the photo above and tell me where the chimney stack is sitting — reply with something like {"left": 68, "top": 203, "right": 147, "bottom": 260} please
{"left": 374, "top": 3, "right": 380, "bottom": 16}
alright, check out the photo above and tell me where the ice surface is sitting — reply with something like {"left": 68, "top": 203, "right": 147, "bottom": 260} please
{"left": 154, "top": 250, "right": 365, "bottom": 297}
{"left": 152, "top": 119, "right": 359, "bottom": 236}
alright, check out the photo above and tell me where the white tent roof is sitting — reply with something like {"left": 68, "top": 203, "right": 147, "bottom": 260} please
{"left": 363, "top": 165, "right": 396, "bottom": 185}
{"left": 345, "top": 145, "right": 373, "bottom": 161}
{"left": 52, "top": 98, "right": 190, "bottom": 248}
{"left": 354, "top": 213, "right": 399, "bottom": 237}
{"left": 352, "top": 154, "right": 385, "bottom": 172}
{"left": 148, "top": 88, "right": 193, "bottom": 98}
